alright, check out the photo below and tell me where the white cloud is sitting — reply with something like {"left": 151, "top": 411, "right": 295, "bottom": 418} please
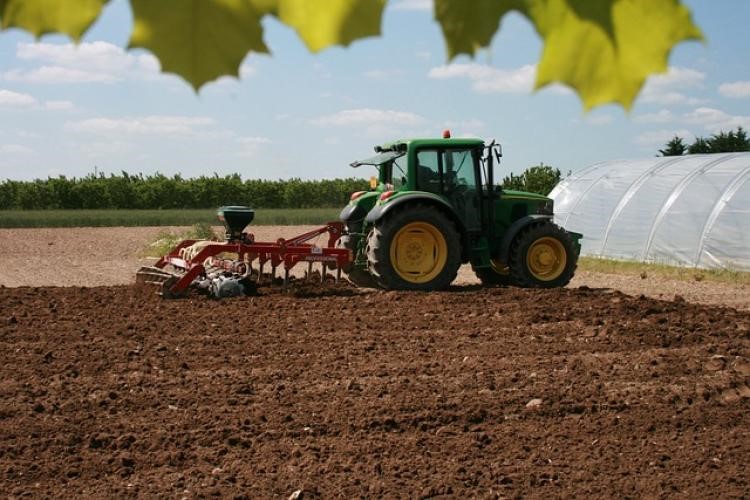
{"left": 632, "top": 129, "right": 693, "bottom": 148}
{"left": 210, "top": 63, "right": 257, "bottom": 88}
{"left": 2, "top": 41, "right": 160, "bottom": 84}
{"left": 718, "top": 81, "right": 750, "bottom": 99}
{"left": 235, "top": 136, "right": 271, "bottom": 157}
{"left": 44, "top": 100, "right": 74, "bottom": 111}
{"left": 639, "top": 66, "right": 706, "bottom": 106}
{"left": 3, "top": 66, "right": 117, "bottom": 84}
{"left": 79, "top": 141, "right": 135, "bottom": 157}
{"left": 0, "top": 144, "right": 33, "bottom": 154}
{"left": 415, "top": 51, "right": 432, "bottom": 61}
{"left": 633, "top": 109, "right": 674, "bottom": 124}
{"left": 312, "top": 108, "right": 426, "bottom": 127}
{"left": 0, "top": 89, "right": 37, "bottom": 107}
{"left": 429, "top": 63, "right": 536, "bottom": 93}
{"left": 311, "top": 108, "right": 428, "bottom": 139}
{"left": 390, "top": 0, "right": 432, "bottom": 11}
{"left": 64, "top": 115, "right": 216, "bottom": 136}
{"left": 683, "top": 107, "right": 750, "bottom": 132}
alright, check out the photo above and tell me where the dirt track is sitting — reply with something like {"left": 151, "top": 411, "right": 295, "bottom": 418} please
{"left": 1, "top": 284, "right": 749, "bottom": 497}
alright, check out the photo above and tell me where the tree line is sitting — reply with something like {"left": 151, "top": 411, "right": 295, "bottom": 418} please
{"left": 659, "top": 127, "right": 750, "bottom": 156}
{"left": 0, "top": 173, "right": 369, "bottom": 210}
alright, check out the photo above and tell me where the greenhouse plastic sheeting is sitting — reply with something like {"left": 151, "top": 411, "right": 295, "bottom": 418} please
{"left": 549, "top": 152, "right": 750, "bottom": 270}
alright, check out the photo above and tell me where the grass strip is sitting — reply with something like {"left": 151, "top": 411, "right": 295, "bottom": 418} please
{"left": 578, "top": 256, "right": 750, "bottom": 286}
{"left": 0, "top": 208, "right": 341, "bottom": 228}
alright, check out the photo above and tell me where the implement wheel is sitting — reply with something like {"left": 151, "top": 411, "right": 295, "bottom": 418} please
{"left": 367, "top": 204, "right": 461, "bottom": 290}
{"left": 509, "top": 222, "right": 577, "bottom": 288}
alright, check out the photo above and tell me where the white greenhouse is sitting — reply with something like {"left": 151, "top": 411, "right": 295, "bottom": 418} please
{"left": 549, "top": 152, "right": 750, "bottom": 270}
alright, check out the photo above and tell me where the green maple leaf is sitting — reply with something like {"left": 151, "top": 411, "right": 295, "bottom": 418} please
{"left": 128, "top": 0, "right": 385, "bottom": 90}
{"left": 0, "top": 0, "right": 108, "bottom": 41}
{"left": 128, "top": 0, "right": 270, "bottom": 90}
{"left": 435, "top": 0, "right": 703, "bottom": 110}
{"left": 1, "top": 0, "right": 703, "bottom": 108}
{"left": 275, "top": 0, "right": 386, "bottom": 53}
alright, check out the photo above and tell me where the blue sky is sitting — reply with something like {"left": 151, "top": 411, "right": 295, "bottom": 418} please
{"left": 1, "top": 0, "right": 749, "bottom": 182}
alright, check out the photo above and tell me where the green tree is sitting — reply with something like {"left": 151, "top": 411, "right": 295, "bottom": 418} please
{"left": 502, "top": 163, "right": 563, "bottom": 196}
{"left": 683, "top": 127, "right": 750, "bottom": 154}
{"left": 706, "top": 127, "right": 750, "bottom": 153}
{"left": 0, "top": 0, "right": 703, "bottom": 110}
{"left": 687, "top": 137, "right": 711, "bottom": 154}
{"left": 659, "top": 136, "right": 687, "bottom": 156}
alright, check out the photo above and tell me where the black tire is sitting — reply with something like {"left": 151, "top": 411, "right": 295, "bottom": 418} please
{"left": 366, "top": 203, "right": 461, "bottom": 291}
{"left": 509, "top": 222, "right": 577, "bottom": 288}
{"left": 475, "top": 262, "right": 516, "bottom": 286}
{"left": 338, "top": 232, "right": 378, "bottom": 288}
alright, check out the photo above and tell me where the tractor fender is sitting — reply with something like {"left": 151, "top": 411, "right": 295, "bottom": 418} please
{"left": 497, "top": 215, "right": 553, "bottom": 264}
{"left": 365, "top": 193, "right": 469, "bottom": 260}
{"left": 340, "top": 203, "right": 367, "bottom": 224}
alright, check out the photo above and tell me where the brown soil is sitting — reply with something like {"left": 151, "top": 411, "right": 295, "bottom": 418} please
{"left": 1, "top": 284, "right": 749, "bottom": 497}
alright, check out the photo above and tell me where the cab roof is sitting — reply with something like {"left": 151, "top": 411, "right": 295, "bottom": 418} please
{"left": 381, "top": 137, "right": 485, "bottom": 150}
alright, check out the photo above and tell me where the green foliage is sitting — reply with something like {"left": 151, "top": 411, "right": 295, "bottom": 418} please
{"left": 659, "top": 136, "right": 687, "bottom": 156}
{"left": 0, "top": 0, "right": 703, "bottom": 110}
{"left": 700, "top": 127, "right": 750, "bottom": 153}
{"left": 0, "top": 0, "right": 107, "bottom": 41}
{"left": 0, "top": 173, "right": 369, "bottom": 210}
{"left": 660, "top": 127, "right": 750, "bottom": 155}
{"left": 687, "top": 137, "right": 711, "bottom": 155}
{"left": 129, "top": 0, "right": 269, "bottom": 91}
{"left": 0, "top": 208, "right": 341, "bottom": 228}
{"left": 501, "top": 163, "right": 563, "bottom": 196}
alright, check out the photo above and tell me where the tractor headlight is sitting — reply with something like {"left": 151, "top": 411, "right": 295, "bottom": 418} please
{"left": 538, "top": 199, "right": 554, "bottom": 215}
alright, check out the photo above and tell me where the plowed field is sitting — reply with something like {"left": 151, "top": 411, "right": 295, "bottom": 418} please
{"left": 2, "top": 283, "right": 749, "bottom": 498}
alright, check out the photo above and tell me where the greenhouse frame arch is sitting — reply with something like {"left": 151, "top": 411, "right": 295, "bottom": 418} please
{"left": 549, "top": 152, "right": 750, "bottom": 270}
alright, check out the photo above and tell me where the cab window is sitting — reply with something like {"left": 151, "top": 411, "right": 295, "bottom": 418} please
{"left": 416, "top": 150, "right": 441, "bottom": 193}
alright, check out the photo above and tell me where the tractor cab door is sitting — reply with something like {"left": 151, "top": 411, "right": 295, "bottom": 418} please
{"left": 415, "top": 148, "right": 482, "bottom": 232}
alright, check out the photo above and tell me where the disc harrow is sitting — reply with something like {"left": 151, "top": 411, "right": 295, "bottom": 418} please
{"left": 136, "top": 206, "right": 351, "bottom": 299}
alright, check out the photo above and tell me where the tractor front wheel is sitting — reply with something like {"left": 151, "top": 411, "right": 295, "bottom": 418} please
{"left": 509, "top": 222, "right": 577, "bottom": 288}
{"left": 366, "top": 204, "right": 461, "bottom": 290}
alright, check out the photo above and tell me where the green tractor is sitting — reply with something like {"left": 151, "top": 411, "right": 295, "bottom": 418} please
{"left": 339, "top": 132, "right": 581, "bottom": 290}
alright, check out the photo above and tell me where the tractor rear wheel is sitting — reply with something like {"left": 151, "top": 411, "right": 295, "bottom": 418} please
{"left": 508, "top": 222, "right": 577, "bottom": 288}
{"left": 475, "top": 258, "right": 516, "bottom": 286}
{"left": 367, "top": 204, "right": 461, "bottom": 290}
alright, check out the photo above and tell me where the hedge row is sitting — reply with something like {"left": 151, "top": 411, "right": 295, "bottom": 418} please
{"left": 0, "top": 173, "right": 369, "bottom": 210}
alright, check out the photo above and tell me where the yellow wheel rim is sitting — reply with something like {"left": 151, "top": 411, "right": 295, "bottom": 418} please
{"left": 526, "top": 237, "right": 567, "bottom": 281}
{"left": 390, "top": 222, "right": 448, "bottom": 284}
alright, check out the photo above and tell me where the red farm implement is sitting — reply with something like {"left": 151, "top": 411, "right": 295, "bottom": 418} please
{"left": 136, "top": 206, "right": 351, "bottom": 298}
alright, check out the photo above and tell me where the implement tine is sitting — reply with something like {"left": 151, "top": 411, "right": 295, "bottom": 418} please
{"left": 284, "top": 268, "right": 289, "bottom": 286}
{"left": 307, "top": 261, "right": 313, "bottom": 282}
{"left": 257, "top": 261, "right": 264, "bottom": 284}
{"left": 336, "top": 266, "right": 341, "bottom": 283}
